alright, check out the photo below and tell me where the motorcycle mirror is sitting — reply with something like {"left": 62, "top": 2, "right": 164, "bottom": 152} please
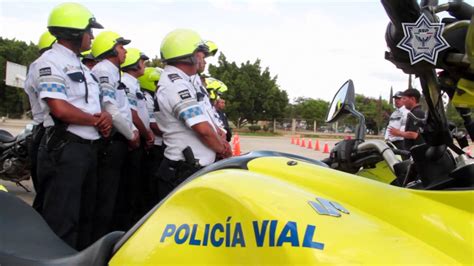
{"left": 325, "top": 79, "right": 355, "bottom": 123}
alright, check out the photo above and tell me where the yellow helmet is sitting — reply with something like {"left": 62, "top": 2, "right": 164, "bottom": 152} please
{"left": 38, "top": 31, "right": 56, "bottom": 53}
{"left": 138, "top": 67, "right": 162, "bottom": 92}
{"left": 47, "top": 3, "right": 103, "bottom": 39}
{"left": 160, "top": 29, "right": 209, "bottom": 63}
{"left": 205, "top": 40, "right": 218, "bottom": 57}
{"left": 80, "top": 49, "right": 95, "bottom": 61}
{"left": 121, "top": 48, "right": 149, "bottom": 70}
{"left": 91, "top": 31, "right": 130, "bottom": 59}
{"left": 206, "top": 77, "right": 228, "bottom": 100}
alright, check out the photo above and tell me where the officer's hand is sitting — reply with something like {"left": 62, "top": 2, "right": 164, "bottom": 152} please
{"left": 388, "top": 127, "right": 401, "bottom": 137}
{"left": 145, "top": 130, "right": 155, "bottom": 149}
{"left": 217, "top": 142, "right": 232, "bottom": 159}
{"left": 94, "top": 112, "right": 112, "bottom": 137}
{"left": 128, "top": 130, "right": 140, "bottom": 150}
{"left": 217, "top": 128, "right": 227, "bottom": 141}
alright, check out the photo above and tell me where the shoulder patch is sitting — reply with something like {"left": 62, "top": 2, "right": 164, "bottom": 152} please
{"left": 99, "top": 76, "right": 109, "bottom": 84}
{"left": 39, "top": 67, "right": 52, "bottom": 77}
{"left": 168, "top": 73, "right": 182, "bottom": 82}
{"left": 178, "top": 89, "right": 191, "bottom": 100}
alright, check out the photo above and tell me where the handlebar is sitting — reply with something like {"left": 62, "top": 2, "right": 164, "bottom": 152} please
{"left": 435, "top": 1, "right": 474, "bottom": 20}
{"left": 357, "top": 140, "right": 402, "bottom": 173}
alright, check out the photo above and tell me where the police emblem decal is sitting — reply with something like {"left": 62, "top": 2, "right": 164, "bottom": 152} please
{"left": 397, "top": 13, "right": 449, "bottom": 65}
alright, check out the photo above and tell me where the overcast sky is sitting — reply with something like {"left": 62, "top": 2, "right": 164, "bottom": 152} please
{"left": 1, "top": 0, "right": 472, "bottom": 102}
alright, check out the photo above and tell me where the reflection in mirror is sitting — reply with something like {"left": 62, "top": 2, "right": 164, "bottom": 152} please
{"left": 326, "top": 80, "right": 351, "bottom": 123}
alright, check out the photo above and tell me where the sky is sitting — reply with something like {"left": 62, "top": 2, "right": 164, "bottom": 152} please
{"left": 1, "top": 0, "right": 473, "bottom": 102}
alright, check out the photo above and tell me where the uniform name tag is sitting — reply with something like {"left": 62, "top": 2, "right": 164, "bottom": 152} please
{"left": 178, "top": 89, "right": 191, "bottom": 100}
{"left": 168, "top": 74, "right": 182, "bottom": 82}
{"left": 39, "top": 67, "right": 52, "bottom": 77}
{"left": 99, "top": 77, "right": 109, "bottom": 84}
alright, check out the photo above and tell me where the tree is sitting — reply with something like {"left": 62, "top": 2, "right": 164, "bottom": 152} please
{"left": 339, "top": 94, "right": 393, "bottom": 134}
{"left": 146, "top": 55, "right": 164, "bottom": 68}
{"left": 0, "top": 37, "right": 39, "bottom": 118}
{"left": 208, "top": 53, "right": 288, "bottom": 127}
{"left": 287, "top": 97, "right": 329, "bottom": 130}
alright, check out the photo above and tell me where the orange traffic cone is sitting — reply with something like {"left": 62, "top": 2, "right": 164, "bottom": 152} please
{"left": 291, "top": 137, "right": 295, "bottom": 144}
{"left": 296, "top": 137, "right": 300, "bottom": 145}
{"left": 314, "top": 139, "right": 320, "bottom": 151}
{"left": 233, "top": 134, "right": 241, "bottom": 156}
{"left": 323, "top": 143, "right": 330, "bottom": 153}
{"left": 307, "top": 139, "right": 313, "bottom": 149}
{"left": 301, "top": 138, "right": 306, "bottom": 148}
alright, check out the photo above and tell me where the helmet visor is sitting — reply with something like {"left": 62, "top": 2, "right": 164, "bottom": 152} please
{"left": 116, "top": 37, "right": 131, "bottom": 45}
{"left": 140, "top": 52, "right": 149, "bottom": 61}
{"left": 88, "top": 17, "right": 103, "bottom": 29}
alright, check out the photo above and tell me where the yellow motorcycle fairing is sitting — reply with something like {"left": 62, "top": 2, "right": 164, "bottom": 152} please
{"left": 110, "top": 154, "right": 473, "bottom": 265}
{"left": 356, "top": 160, "right": 397, "bottom": 184}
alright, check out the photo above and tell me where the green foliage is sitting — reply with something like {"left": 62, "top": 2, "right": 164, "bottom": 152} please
{"left": 146, "top": 55, "right": 164, "bottom": 68}
{"left": 287, "top": 97, "right": 329, "bottom": 129}
{"left": 0, "top": 37, "right": 39, "bottom": 118}
{"left": 339, "top": 94, "right": 394, "bottom": 134}
{"left": 248, "top": 125, "right": 261, "bottom": 132}
{"left": 208, "top": 53, "right": 289, "bottom": 127}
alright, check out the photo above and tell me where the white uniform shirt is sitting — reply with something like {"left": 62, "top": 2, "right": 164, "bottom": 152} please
{"left": 122, "top": 73, "right": 150, "bottom": 130}
{"left": 191, "top": 75, "right": 225, "bottom": 132}
{"left": 157, "top": 65, "right": 216, "bottom": 166}
{"left": 143, "top": 90, "right": 163, "bottom": 146}
{"left": 385, "top": 105, "right": 409, "bottom": 141}
{"left": 92, "top": 59, "right": 134, "bottom": 134}
{"left": 36, "top": 43, "right": 101, "bottom": 140}
{"left": 24, "top": 59, "right": 45, "bottom": 124}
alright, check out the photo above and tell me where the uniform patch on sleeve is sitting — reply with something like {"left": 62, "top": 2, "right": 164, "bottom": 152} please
{"left": 99, "top": 76, "right": 109, "bottom": 84}
{"left": 168, "top": 74, "right": 182, "bottom": 82}
{"left": 39, "top": 67, "right": 52, "bottom": 77}
{"left": 178, "top": 89, "right": 191, "bottom": 100}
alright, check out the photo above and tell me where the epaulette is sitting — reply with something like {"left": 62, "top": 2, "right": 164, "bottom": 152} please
{"left": 168, "top": 73, "right": 182, "bottom": 82}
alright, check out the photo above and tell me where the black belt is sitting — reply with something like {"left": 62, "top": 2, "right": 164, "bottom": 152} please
{"left": 164, "top": 157, "right": 203, "bottom": 169}
{"left": 64, "top": 131, "right": 101, "bottom": 145}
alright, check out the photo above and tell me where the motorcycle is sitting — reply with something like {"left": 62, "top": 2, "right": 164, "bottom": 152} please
{"left": 0, "top": 0, "right": 472, "bottom": 265}
{"left": 0, "top": 124, "right": 33, "bottom": 191}
{"left": 323, "top": 79, "right": 473, "bottom": 189}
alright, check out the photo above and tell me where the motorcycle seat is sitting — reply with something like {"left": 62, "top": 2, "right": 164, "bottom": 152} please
{"left": 0, "top": 130, "right": 15, "bottom": 143}
{"left": 0, "top": 191, "right": 123, "bottom": 266}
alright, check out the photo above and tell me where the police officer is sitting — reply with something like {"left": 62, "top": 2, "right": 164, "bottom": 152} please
{"left": 24, "top": 30, "right": 56, "bottom": 213}
{"left": 215, "top": 98, "right": 233, "bottom": 142}
{"left": 205, "top": 77, "right": 232, "bottom": 141}
{"left": 138, "top": 67, "right": 164, "bottom": 208}
{"left": 35, "top": 3, "right": 110, "bottom": 249}
{"left": 385, "top": 91, "right": 409, "bottom": 150}
{"left": 389, "top": 88, "right": 425, "bottom": 151}
{"left": 192, "top": 40, "right": 228, "bottom": 141}
{"left": 120, "top": 48, "right": 154, "bottom": 226}
{"left": 91, "top": 31, "right": 138, "bottom": 239}
{"left": 156, "top": 29, "right": 232, "bottom": 201}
